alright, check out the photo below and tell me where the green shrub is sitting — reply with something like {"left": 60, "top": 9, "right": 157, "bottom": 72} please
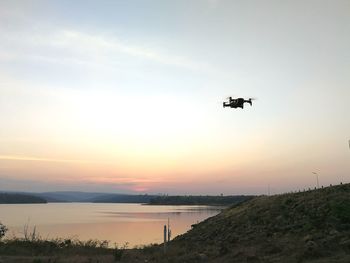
{"left": 331, "top": 201, "right": 350, "bottom": 223}
{"left": 0, "top": 222, "right": 7, "bottom": 239}
{"left": 114, "top": 243, "right": 128, "bottom": 261}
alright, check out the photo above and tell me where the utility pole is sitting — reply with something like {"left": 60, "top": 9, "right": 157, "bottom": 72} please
{"left": 163, "top": 225, "right": 167, "bottom": 253}
{"left": 163, "top": 219, "right": 172, "bottom": 253}
{"left": 312, "top": 172, "right": 319, "bottom": 189}
{"left": 167, "top": 218, "right": 171, "bottom": 242}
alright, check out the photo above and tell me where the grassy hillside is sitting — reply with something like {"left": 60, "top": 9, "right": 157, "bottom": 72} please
{"left": 122, "top": 183, "right": 350, "bottom": 262}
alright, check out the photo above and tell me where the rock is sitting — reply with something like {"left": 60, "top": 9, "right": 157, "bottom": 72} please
{"left": 247, "top": 255, "right": 260, "bottom": 262}
{"left": 303, "top": 234, "right": 313, "bottom": 242}
{"left": 305, "top": 240, "right": 318, "bottom": 251}
{"left": 303, "top": 240, "right": 323, "bottom": 258}
{"left": 340, "top": 238, "right": 350, "bottom": 249}
{"left": 198, "top": 253, "right": 208, "bottom": 260}
{"left": 219, "top": 245, "right": 229, "bottom": 255}
{"left": 329, "top": 229, "right": 339, "bottom": 236}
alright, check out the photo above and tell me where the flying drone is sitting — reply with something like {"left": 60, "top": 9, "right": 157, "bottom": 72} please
{"left": 223, "top": 97, "right": 254, "bottom": 109}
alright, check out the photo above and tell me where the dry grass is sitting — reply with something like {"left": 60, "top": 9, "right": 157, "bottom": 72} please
{"left": 119, "top": 183, "right": 350, "bottom": 262}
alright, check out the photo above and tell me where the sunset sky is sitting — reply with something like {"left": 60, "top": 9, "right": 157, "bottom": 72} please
{"left": 0, "top": 0, "right": 349, "bottom": 195}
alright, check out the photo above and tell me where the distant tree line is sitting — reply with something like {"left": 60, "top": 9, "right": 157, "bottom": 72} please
{"left": 92, "top": 194, "right": 156, "bottom": 203}
{"left": 0, "top": 192, "right": 255, "bottom": 205}
{"left": 148, "top": 195, "right": 255, "bottom": 205}
{"left": 0, "top": 193, "right": 47, "bottom": 204}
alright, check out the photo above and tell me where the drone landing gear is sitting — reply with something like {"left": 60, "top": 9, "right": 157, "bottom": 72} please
{"left": 244, "top": 100, "right": 252, "bottom": 106}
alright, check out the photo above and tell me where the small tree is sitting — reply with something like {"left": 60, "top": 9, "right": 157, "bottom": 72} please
{"left": 0, "top": 222, "right": 8, "bottom": 239}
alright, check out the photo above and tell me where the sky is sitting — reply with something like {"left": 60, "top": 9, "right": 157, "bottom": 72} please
{"left": 0, "top": 0, "right": 349, "bottom": 195}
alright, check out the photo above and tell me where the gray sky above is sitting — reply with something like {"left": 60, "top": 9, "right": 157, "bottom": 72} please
{"left": 0, "top": 0, "right": 349, "bottom": 194}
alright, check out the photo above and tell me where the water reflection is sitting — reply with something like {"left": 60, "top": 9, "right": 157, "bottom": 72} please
{"left": 0, "top": 203, "right": 222, "bottom": 246}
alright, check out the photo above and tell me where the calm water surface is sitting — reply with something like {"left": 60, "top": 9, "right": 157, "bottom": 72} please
{"left": 0, "top": 203, "right": 221, "bottom": 247}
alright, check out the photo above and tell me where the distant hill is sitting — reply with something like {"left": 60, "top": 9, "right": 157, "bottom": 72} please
{"left": 12, "top": 191, "right": 157, "bottom": 203}
{"left": 0, "top": 191, "right": 255, "bottom": 205}
{"left": 0, "top": 191, "right": 114, "bottom": 203}
{"left": 35, "top": 191, "right": 109, "bottom": 202}
{"left": 36, "top": 192, "right": 157, "bottom": 203}
{"left": 91, "top": 194, "right": 156, "bottom": 203}
{"left": 120, "top": 183, "right": 350, "bottom": 262}
{"left": 148, "top": 195, "right": 255, "bottom": 205}
{"left": 0, "top": 193, "right": 47, "bottom": 204}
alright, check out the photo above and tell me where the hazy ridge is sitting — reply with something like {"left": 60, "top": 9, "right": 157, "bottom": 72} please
{"left": 0, "top": 193, "right": 47, "bottom": 204}
{"left": 0, "top": 191, "right": 254, "bottom": 205}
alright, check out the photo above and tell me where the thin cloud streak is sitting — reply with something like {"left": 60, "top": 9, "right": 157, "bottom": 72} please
{"left": 0, "top": 155, "right": 87, "bottom": 163}
{"left": 54, "top": 30, "right": 210, "bottom": 71}
{"left": 84, "top": 176, "right": 163, "bottom": 184}
{"left": 1, "top": 28, "right": 217, "bottom": 73}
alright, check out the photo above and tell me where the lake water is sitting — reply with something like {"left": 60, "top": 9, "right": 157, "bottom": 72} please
{"left": 0, "top": 203, "right": 221, "bottom": 247}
